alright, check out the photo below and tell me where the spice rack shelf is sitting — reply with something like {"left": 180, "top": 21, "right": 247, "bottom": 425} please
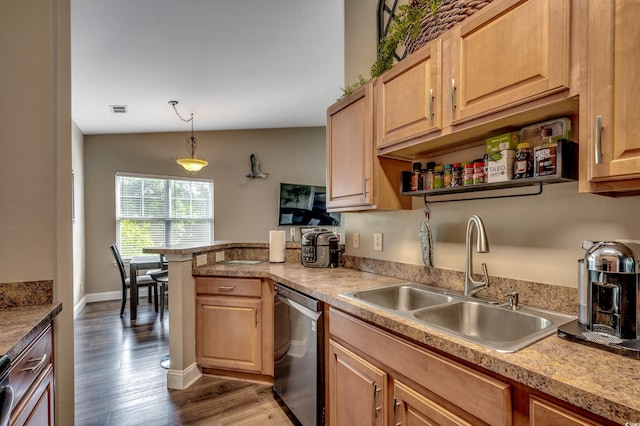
{"left": 401, "top": 175, "right": 577, "bottom": 203}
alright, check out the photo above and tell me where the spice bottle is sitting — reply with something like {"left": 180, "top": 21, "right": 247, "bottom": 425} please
{"left": 411, "top": 162, "right": 422, "bottom": 191}
{"left": 463, "top": 162, "right": 474, "bottom": 186}
{"left": 422, "top": 162, "right": 436, "bottom": 191}
{"left": 451, "top": 163, "right": 462, "bottom": 187}
{"left": 534, "top": 128, "right": 557, "bottom": 176}
{"left": 473, "top": 160, "right": 485, "bottom": 185}
{"left": 434, "top": 165, "right": 444, "bottom": 188}
{"left": 513, "top": 142, "right": 533, "bottom": 179}
{"left": 443, "top": 164, "right": 452, "bottom": 188}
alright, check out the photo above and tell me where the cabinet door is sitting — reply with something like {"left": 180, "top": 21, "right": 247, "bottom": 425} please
{"left": 580, "top": 0, "right": 640, "bottom": 192}
{"left": 196, "top": 295, "right": 262, "bottom": 373}
{"left": 328, "top": 340, "right": 387, "bottom": 426}
{"left": 11, "top": 365, "right": 54, "bottom": 426}
{"left": 393, "top": 380, "right": 473, "bottom": 426}
{"left": 377, "top": 39, "right": 443, "bottom": 149}
{"left": 326, "top": 83, "right": 374, "bottom": 210}
{"left": 529, "top": 395, "right": 605, "bottom": 426}
{"left": 450, "top": 0, "right": 570, "bottom": 125}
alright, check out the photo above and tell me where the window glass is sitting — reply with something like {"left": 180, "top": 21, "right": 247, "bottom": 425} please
{"left": 116, "top": 174, "right": 213, "bottom": 258}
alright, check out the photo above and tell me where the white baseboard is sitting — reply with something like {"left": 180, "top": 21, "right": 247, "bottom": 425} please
{"left": 73, "top": 291, "right": 125, "bottom": 318}
{"left": 167, "top": 362, "right": 202, "bottom": 390}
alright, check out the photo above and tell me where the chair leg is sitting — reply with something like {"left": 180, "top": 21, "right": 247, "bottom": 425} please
{"left": 154, "top": 284, "right": 159, "bottom": 312}
{"left": 160, "top": 284, "right": 166, "bottom": 321}
{"left": 120, "top": 287, "right": 127, "bottom": 316}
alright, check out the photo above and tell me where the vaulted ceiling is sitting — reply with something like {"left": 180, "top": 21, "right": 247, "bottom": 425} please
{"left": 71, "top": 0, "right": 345, "bottom": 135}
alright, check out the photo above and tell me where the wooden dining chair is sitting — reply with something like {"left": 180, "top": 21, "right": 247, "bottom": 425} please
{"left": 109, "top": 244, "right": 158, "bottom": 316}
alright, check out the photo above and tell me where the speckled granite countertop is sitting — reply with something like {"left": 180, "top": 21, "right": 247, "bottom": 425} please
{"left": 195, "top": 262, "right": 639, "bottom": 424}
{"left": 0, "top": 303, "right": 62, "bottom": 361}
{"left": 0, "top": 280, "right": 62, "bottom": 362}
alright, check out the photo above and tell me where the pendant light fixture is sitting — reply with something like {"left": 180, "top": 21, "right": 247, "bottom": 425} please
{"left": 169, "top": 100, "right": 208, "bottom": 173}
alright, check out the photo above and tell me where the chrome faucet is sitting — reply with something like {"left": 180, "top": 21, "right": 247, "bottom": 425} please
{"left": 464, "top": 215, "right": 490, "bottom": 297}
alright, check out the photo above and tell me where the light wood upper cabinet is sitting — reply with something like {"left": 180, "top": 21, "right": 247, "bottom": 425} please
{"left": 327, "top": 83, "right": 373, "bottom": 209}
{"left": 580, "top": 0, "right": 640, "bottom": 194}
{"left": 450, "top": 0, "right": 571, "bottom": 125}
{"left": 328, "top": 339, "right": 388, "bottom": 426}
{"left": 195, "top": 277, "right": 274, "bottom": 377}
{"left": 327, "top": 83, "right": 411, "bottom": 212}
{"left": 376, "top": 38, "right": 443, "bottom": 149}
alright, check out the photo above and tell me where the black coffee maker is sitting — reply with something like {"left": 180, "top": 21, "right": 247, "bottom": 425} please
{"left": 583, "top": 241, "right": 640, "bottom": 340}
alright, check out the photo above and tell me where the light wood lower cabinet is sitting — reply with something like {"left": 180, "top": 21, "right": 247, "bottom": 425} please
{"left": 327, "top": 308, "right": 612, "bottom": 426}
{"left": 195, "top": 277, "right": 274, "bottom": 379}
{"left": 393, "top": 380, "right": 473, "bottom": 426}
{"left": 328, "top": 340, "right": 387, "bottom": 426}
{"left": 328, "top": 308, "right": 511, "bottom": 426}
{"left": 10, "top": 325, "right": 54, "bottom": 426}
{"left": 529, "top": 395, "right": 604, "bottom": 426}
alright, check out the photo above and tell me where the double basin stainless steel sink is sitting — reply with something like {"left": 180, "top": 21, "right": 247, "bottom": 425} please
{"left": 341, "top": 283, "right": 573, "bottom": 353}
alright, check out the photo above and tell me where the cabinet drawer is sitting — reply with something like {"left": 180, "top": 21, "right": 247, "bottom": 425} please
{"left": 10, "top": 325, "right": 53, "bottom": 406}
{"left": 196, "top": 277, "right": 261, "bottom": 297}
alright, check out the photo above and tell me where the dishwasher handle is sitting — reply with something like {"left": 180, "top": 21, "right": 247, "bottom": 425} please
{"left": 0, "top": 385, "right": 14, "bottom": 426}
{"left": 276, "top": 293, "right": 322, "bottom": 321}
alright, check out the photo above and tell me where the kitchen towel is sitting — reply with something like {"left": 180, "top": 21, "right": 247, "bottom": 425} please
{"left": 269, "top": 230, "right": 286, "bottom": 263}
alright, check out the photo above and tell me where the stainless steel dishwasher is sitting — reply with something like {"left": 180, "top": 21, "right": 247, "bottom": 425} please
{"left": 273, "top": 284, "right": 324, "bottom": 426}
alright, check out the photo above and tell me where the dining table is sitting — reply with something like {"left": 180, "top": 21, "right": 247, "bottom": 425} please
{"left": 129, "top": 255, "right": 162, "bottom": 321}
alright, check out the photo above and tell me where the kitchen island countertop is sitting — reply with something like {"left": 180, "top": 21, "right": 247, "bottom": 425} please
{"left": 195, "top": 261, "right": 639, "bottom": 425}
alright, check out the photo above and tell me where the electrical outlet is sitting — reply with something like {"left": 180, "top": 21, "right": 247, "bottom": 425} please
{"left": 353, "top": 233, "right": 360, "bottom": 249}
{"left": 374, "top": 232, "right": 383, "bottom": 251}
{"left": 215, "top": 251, "right": 225, "bottom": 262}
{"left": 196, "top": 254, "right": 208, "bottom": 266}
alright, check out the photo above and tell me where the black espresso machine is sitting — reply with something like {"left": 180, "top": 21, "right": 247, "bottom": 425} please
{"left": 558, "top": 241, "right": 640, "bottom": 358}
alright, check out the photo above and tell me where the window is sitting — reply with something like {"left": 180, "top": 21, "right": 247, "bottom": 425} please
{"left": 116, "top": 173, "right": 213, "bottom": 258}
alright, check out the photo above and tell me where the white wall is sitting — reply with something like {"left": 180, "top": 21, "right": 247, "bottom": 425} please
{"left": 0, "top": 1, "right": 74, "bottom": 424}
{"left": 84, "top": 127, "right": 327, "bottom": 295}
{"left": 72, "top": 121, "right": 86, "bottom": 307}
{"left": 342, "top": 1, "right": 640, "bottom": 290}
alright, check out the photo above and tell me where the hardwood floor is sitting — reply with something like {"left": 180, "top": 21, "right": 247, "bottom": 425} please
{"left": 74, "top": 300, "right": 295, "bottom": 425}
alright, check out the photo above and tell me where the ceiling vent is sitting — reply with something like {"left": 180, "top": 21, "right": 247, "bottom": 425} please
{"left": 110, "top": 105, "right": 128, "bottom": 114}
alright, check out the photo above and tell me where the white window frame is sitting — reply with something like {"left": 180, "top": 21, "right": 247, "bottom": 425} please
{"left": 115, "top": 172, "right": 214, "bottom": 259}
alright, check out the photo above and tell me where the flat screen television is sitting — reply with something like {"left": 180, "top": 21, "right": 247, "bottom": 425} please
{"left": 278, "top": 183, "right": 341, "bottom": 226}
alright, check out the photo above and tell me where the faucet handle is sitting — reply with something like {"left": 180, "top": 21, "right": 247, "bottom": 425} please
{"left": 505, "top": 292, "right": 519, "bottom": 310}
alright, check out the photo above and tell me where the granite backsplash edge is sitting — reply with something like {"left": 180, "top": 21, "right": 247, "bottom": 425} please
{"left": 197, "top": 245, "right": 576, "bottom": 315}
{"left": 0, "top": 280, "right": 54, "bottom": 309}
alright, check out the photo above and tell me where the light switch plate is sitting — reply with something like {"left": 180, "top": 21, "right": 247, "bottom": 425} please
{"left": 196, "top": 254, "right": 208, "bottom": 266}
{"left": 215, "top": 251, "right": 225, "bottom": 262}
{"left": 353, "top": 233, "right": 360, "bottom": 249}
{"left": 374, "top": 232, "right": 383, "bottom": 251}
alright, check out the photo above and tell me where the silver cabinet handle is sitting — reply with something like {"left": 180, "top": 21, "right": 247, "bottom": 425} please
{"left": 373, "top": 383, "right": 382, "bottom": 418}
{"left": 595, "top": 115, "right": 603, "bottom": 165}
{"left": 451, "top": 79, "right": 456, "bottom": 113}
{"left": 363, "top": 175, "right": 369, "bottom": 196}
{"left": 20, "top": 354, "right": 48, "bottom": 374}
{"left": 393, "top": 397, "right": 402, "bottom": 425}
{"left": 255, "top": 308, "right": 259, "bottom": 328}
{"left": 429, "top": 88, "right": 434, "bottom": 120}
{"left": 218, "top": 286, "right": 235, "bottom": 292}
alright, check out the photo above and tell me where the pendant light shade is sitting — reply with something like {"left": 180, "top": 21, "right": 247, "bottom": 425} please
{"left": 170, "top": 101, "right": 208, "bottom": 173}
